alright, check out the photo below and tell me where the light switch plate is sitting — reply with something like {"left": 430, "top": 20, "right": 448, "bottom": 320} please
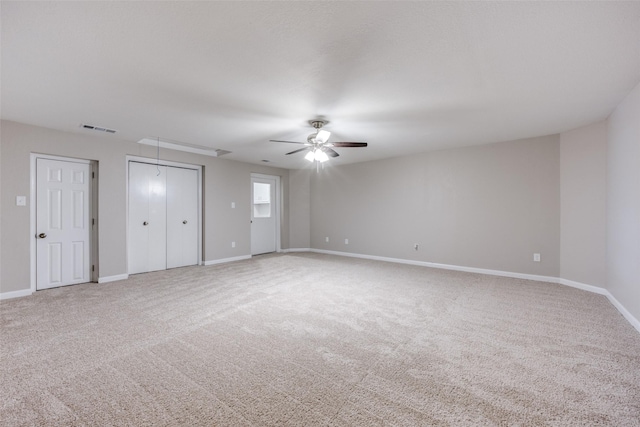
{"left": 16, "top": 196, "right": 27, "bottom": 206}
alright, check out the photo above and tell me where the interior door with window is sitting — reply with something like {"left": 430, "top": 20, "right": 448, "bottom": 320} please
{"left": 36, "top": 158, "right": 91, "bottom": 290}
{"left": 251, "top": 176, "right": 277, "bottom": 255}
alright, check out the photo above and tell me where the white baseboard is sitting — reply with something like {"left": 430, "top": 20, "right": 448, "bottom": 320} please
{"left": 558, "top": 278, "right": 639, "bottom": 333}
{"left": 558, "top": 278, "right": 608, "bottom": 295}
{"left": 98, "top": 274, "right": 129, "bottom": 284}
{"left": 204, "top": 255, "right": 251, "bottom": 266}
{"left": 604, "top": 292, "right": 640, "bottom": 333}
{"left": 287, "top": 248, "right": 640, "bottom": 334}
{"left": 310, "top": 248, "right": 559, "bottom": 283}
{"left": 282, "top": 248, "right": 311, "bottom": 253}
{"left": 0, "top": 289, "right": 34, "bottom": 300}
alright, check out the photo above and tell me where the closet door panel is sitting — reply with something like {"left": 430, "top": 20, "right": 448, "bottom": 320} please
{"left": 128, "top": 162, "right": 167, "bottom": 274}
{"left": 166, "top": 167, "right": 198, "bottom": 269}
{"left": 147, "top": 164, "right": 167, "bottom": 272}
{"left": 128, "top": 162, "right": 150, "bottom": 275}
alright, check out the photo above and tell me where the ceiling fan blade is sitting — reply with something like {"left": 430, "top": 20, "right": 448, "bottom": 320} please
{"left": 286, "top": 147, "right": 310, "bottom": 155}
{"left": 315, "top": 130, "right": 331, "bottom": 144}
{"left": 323, "top": 148, "right": 340, "bottom": 157}
{"left": 269, "top": 139, "right": 310, "bottom": 145}
{"left": 329, "top": 142, "right": 368, "bottom": 147}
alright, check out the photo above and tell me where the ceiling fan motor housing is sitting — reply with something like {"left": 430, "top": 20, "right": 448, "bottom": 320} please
{"left": 309, "top": 119, "right": 328, "bottom": 129}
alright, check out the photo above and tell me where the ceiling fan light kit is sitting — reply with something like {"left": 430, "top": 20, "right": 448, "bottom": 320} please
{"left": 303, "top": 148, "right": 329, "bottom": 163}
{"left": 270, "top": 119, "right": 368, "bottom": 163}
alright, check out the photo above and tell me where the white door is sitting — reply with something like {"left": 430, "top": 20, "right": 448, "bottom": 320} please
{"left": 36, "top": 158, "right": 91, "bottom": 290}
{"left": 251, "top": 176, "right": 277, "bottom": 255}
{"left": 128, "top": 162, "right": 167, "bottom": 274}
{"left": 166, "top": 167, "right": 198, "bottom": 268}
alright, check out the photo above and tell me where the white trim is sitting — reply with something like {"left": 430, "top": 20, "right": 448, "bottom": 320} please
{"left": 126, "top": 155, "right": 203, "bottom": 171}
{"left": 558, "top": 278, "right": 608, "bottom": 295}
{"left": 282, "top": 248, "right": 311, "bottom": 253}
{"left": 204, "top": 255, "right": 252, "bottom": 266}
{"left": 0, "top": 289, "right": 34, "bottom": 300}
{"left": 30, "top": 153, "right": 96, "bottom": 292}
{"left": 97, "top": 274, "right": 129, "bottom": 284}
{"left": 605, "top": 292, "right": 640, "bottom": 333}
{"left": 125, "top": 156, "right": 204, "bottom": 273}
{"left": 304, "top": 249, "right": 640, "bottom": 334}
{"left": 30, "top": 155, "right": 36, "bottom": 292}
{"left": 310, "top": 249, "right": 559, "bottom": 283}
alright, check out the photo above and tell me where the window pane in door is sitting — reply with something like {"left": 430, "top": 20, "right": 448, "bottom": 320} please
{"left": 253, "top": 182, "right": 271, "bottom": 218}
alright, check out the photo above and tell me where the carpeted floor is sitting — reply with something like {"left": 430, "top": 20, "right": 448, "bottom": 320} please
{"left": 1, "top": 253, "right": 639, "bottom": 426}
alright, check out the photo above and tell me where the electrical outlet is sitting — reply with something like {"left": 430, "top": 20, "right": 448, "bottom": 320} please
{"left": 344, "top": 238, "right": 349, "bottom": 245}
{"left": 231, "top": 202, "right": 235, "bottom": 209}
{"left": 414, "top": 244, "right": 419, "bottom": 251}
{"left": 533, "top": 253, "right": 541, "bottom": 262}
{"left": 231, "top": 241, "right": 236, "bottom": 248}
{"left": 16, "top": 196, "right": 26, "bottom": 206}
{"left": 325, "top": 236, "right": 329, "bottom": 242}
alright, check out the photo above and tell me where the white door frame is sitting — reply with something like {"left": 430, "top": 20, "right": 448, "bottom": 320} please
{"left": 250, "top": 173, "right": 281, "bottom": 254}
{"left": 30, "top": 153, "right": 98, "bottom": 292}
{"left": 125, "top": 156, "right": 203, "bottom": 273}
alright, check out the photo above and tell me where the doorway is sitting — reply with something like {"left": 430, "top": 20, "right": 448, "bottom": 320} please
{"left": 251, "top": 174, "right": 280, "bottom": 255}
{"left": 32, "top": 155, "right": 97, "bottom": 290}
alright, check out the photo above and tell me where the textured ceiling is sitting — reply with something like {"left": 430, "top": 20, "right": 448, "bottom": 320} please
{"left": 2, "top": 1, "right": 640, "bottom": 168}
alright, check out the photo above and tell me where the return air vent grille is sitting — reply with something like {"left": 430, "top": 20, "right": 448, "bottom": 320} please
{"left": 80, "top": 123, "right": 117, "bottom": 134}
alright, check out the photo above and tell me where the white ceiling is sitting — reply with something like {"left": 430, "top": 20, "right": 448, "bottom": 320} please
{"left": 2, "top": 1, "right": 640, "bottom": 169}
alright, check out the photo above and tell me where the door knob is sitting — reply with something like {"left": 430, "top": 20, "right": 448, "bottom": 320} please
{"left": 38, "top": 233, "right": 47, "bottom": 239}
{"left": 183, "top": 220, "right": 187, "bottom": 224}
{"left": 143, "top": 221, "right": 148, "bottom": 226}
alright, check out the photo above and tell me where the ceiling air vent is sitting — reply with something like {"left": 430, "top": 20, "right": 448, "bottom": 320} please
{"left": 80, "top": 123, "right": 117, "bottom": 134}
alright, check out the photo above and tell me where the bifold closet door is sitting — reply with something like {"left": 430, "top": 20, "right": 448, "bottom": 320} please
{"left": 128, "top": 162, "right": 167, "bottom": 274}
{"left": 166, "top": 167, "right": 198, "bottom": 269}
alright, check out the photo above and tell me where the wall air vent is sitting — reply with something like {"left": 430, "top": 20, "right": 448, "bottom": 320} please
{"left": 80, "top": 123, "right": 117, "bottom": 134}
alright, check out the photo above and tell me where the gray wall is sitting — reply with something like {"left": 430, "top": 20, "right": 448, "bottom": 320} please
{"left": 310, "top": 135, "right": 561, "bottom": 277}
{"left": 0, "top": 120, "right": 290, "bottom": 294}
{"left": 607, "top": 81, "right": 640, "bottom": 322}
{"left": 0, "top": 129, "right": 2, "bottom": 290}
{"left": 559, "top": 121, "right": 607, "bottom": 287}
{"left": 288, "top": 168, "right": 311, "bottom": 249}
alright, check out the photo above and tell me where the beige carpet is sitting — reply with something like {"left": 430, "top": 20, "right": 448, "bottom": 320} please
{"left": 1, "top": 253, "right": 639, "bottom": 426}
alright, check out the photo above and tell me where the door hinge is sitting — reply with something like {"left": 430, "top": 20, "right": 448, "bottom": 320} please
{"left": 92, "top": 218, "right": 95, "bottom": 226}
{"left": 92, "top": 172, "right": 95, "bottom": 179}
{"left": 92, "top": 265, "right": 95, "bottom": 272}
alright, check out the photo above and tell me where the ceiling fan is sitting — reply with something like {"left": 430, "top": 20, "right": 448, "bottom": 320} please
{"left": 270, "top": 120, "right": 367, "bottom": 162}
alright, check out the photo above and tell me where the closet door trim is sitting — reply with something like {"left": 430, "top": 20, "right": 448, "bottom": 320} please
{"left": 125, "top": 156, "right": 203, "bottom": 274}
